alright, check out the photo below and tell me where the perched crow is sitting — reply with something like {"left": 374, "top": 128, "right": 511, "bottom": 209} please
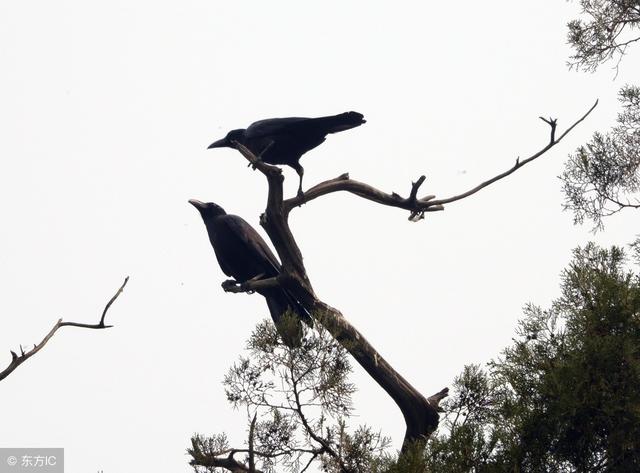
{"left": 208, "top": 111, "right": 366, "bottom": 196}
{"left": 189, "top": 199, "right": 312, "bottom": 347}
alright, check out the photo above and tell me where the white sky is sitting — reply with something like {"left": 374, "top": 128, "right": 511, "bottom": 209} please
{"left": 0, "top": 1, "right": 637, "bottom": 472}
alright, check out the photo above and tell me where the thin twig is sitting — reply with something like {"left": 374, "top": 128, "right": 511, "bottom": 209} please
{"left": 278, "top": 101, "right": 598, "bottom": 218}
{"left": 99, "top": 276, "right": 129, "bottom": 326}
{"left": 300, "top": 452, "right": 321, "bottom": 473}
{"left": 0, "top": 276, "right": 129, "bottom": 382}
{"left": 429, "top": 100, "right": 598, "bottom": 206}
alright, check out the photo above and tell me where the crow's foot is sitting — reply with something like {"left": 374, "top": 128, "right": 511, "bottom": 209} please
{"left": 246, "top": 156, "right": 263, "bottom": 170}
{"left": 221, "top": 279, "right": 240, "bottom": 292}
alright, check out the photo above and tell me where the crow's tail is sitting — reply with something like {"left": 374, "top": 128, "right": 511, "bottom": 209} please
{"left": 313, "top": 111, "right": 366, "bottom": 134}
{"left": 263, "top": 288, "right": 313, "bottom": 348}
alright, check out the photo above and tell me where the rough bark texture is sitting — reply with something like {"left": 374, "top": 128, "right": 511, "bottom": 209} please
{"left": 222, "top": 102, "right": 597, "bottom": 450}
{"left": 0, "top": 277, "right": 129, "bottom": 382}
{"left": 235, "top": 145, "right": 448, "bottom": 447}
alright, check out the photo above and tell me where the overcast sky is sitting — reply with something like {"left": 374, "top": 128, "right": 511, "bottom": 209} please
{"left": 0, "top": 1, "right": 637, "bottom": 472}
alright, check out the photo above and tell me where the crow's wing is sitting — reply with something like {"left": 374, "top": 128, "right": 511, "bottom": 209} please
{"left": 219, "top": 215, "right": 281, "bottom": 277}
{"left": 218, "top": 215, "right": 314, "bottom": 334}
{"left": 246, "top": 113, "right": 364, "bottom": 140}
{"left": 245, "top": 117, "right": 311, "bottom": 139}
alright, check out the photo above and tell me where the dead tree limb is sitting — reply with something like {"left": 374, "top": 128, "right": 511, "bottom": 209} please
{"left": 223, "top": 102, "right": 597, "bottom": 451}
{"left": 0, "top": 276, "right": 129, "bottom": 382}
{"left": 232, "top": 144, "right": 448, "bottom": 449}
{"left": 248, "top": 413, "right": 257, "bottom": 473}
{"left": 281, "top": 100, "right": 599, "bottom": 221}
{"left": 191, "top": 449, "right": 265, "bottom": 473}
{"left": 189, "top": 433, "right": 323, "bottom": 473}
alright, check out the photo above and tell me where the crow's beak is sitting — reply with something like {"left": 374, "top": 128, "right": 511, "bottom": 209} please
{"left": 188, "top": 199, "right": 206, "bottom": 211}
{"left": 207, "top": 138, "right": 228, "bottom": 149}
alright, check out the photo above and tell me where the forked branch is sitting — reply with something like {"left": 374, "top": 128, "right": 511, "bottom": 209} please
{"left": 229, "top": 146, "right": 447, "bottom": 449}
{"left": 0, "top": 276, "right": 129, "bottom": 382}
{"left": 282, "top": 172, "right": 441, "bottom": 218}
{"left": 223, "top": 102, "right": 596, "bottom": 450}
{"left": 429, "top": 100, "right": 597, "bottom": 207}
{"left": 235, "top": 143, "right": 308, "bottom": 279}
{"left": 278, "top": 101, "right": 598, "bottom": 220}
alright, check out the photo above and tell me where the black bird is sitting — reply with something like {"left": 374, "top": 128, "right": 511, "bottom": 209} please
{"left": 208, "top": 111, "right": 366, "bottom": 196}
{"left": 189, "top": 199, "right": 312, "bottom": 347}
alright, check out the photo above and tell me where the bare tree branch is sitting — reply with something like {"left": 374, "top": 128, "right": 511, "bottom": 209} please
{"left": 228, "top": 145, "right": 447, "bottom": 449}
{"left": 0, "top": 276, "right": 129, "bottom": 382}
{"left": 427, "top": 387, "right": 450, "bottom": 412}
{"left": 282, "top": 172, "right": 441, "bottom": 219}
{"left": 235, "top": 143, "right": 309, "bottom": 279}
{"left": 248, "top": 413, "right": 257, "bottom": 473}
{"left": 221, "top": 102, "right": 596, "bottom": 451}
{"left": 271, "top": 101, "right": 598, "bottom": 221}
{"left": 191, "top": 450, "right": 265, "bottom": 473}
{"left": 425, "top": 103, "right": 595, "bottom": 207}
{"left": 310, "top": 301, "right": 448, "bottom": 449}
